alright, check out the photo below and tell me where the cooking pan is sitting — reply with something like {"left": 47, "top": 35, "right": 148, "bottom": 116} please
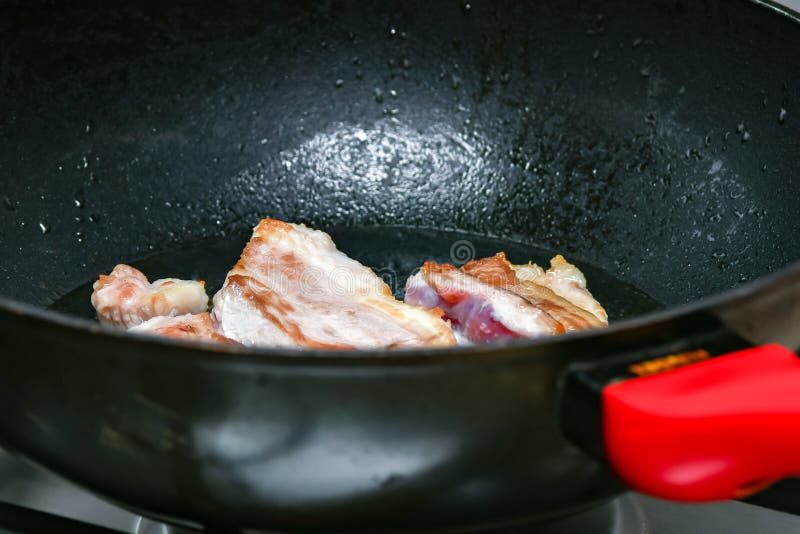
{"left": 1, "top": 0, "right": 800, "bottom": 531}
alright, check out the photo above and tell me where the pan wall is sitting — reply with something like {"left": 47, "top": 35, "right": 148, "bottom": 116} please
{"left": 0, "top": 0, "right": 798, "bottom": 307}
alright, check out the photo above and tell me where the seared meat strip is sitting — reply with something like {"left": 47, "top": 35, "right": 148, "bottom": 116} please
{"left": 404, "top": 253, "right": 606, "bottom": 343}
{"left": 511, "top": 254, "right": 608, "bottom": 323}
{"left": 404, "top": 262, "right": 562, "bottom": 342}
{"left": 91, "top": 264, "right": 208, "bottom": 328}
{"left": 464, "top": 253, "right": 605, "bottom": 331}
{"left": 130, "top": 313, "right": 237, "bottom": 344}
{"left": 212, "top": 218, "right": 456, "bottom": 349}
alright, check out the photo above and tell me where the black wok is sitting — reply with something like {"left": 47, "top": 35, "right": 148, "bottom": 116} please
{"left": 1, "top": 0, "right": 800, "bottom": 531}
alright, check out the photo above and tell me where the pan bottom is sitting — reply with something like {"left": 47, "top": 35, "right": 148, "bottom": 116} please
{"left": 49, "top": 226, "right": 661, "bottom": 322}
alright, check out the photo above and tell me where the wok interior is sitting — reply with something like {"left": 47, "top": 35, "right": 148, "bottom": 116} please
{"left": 1, "top": 0, "right": 799, "bottom": 314}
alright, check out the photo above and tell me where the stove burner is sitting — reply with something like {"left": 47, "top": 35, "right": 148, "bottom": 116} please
{"left": 131, "top": 494, "right": 644, "bottom": 534}
{"left": 0, "top": 448, "right": 799, "bottom": 533}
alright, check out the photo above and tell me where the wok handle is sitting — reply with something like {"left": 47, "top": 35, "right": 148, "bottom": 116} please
{"left": 602, "top": 344, "right": 800, "bottom": 502}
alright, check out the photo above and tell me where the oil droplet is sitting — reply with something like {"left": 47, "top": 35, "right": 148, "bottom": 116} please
{"left": 461, "top": 2, "right": 472, "bottom": 13}
{"left": 39, "top": 221, "right": 49, "bottom": 234}
{"left": 334, "top": 79, "right": 344, "bottom": 88}
{"left": 585, "top": 14, "right": 605, "bottom": 36}
{"left": 779, "top": 108, "right": 787, "bottom": 124}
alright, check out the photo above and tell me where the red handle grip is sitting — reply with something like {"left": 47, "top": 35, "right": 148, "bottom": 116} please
{"left": 603, "top": 344, "right": 800, "bottom": 501}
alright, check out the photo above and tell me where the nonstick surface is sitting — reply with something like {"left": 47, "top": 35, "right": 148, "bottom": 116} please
{"left": 1, "top": 0, "right": 799, "bottom": 313}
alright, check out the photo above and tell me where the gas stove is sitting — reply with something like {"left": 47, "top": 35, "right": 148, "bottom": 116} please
{"left": 0, "top": 449, "right": 798, "bottom": 533}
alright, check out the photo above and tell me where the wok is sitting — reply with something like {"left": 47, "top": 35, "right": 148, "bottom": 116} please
{"left": 1, "top": 0, "right": 800, "bottom": 531}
